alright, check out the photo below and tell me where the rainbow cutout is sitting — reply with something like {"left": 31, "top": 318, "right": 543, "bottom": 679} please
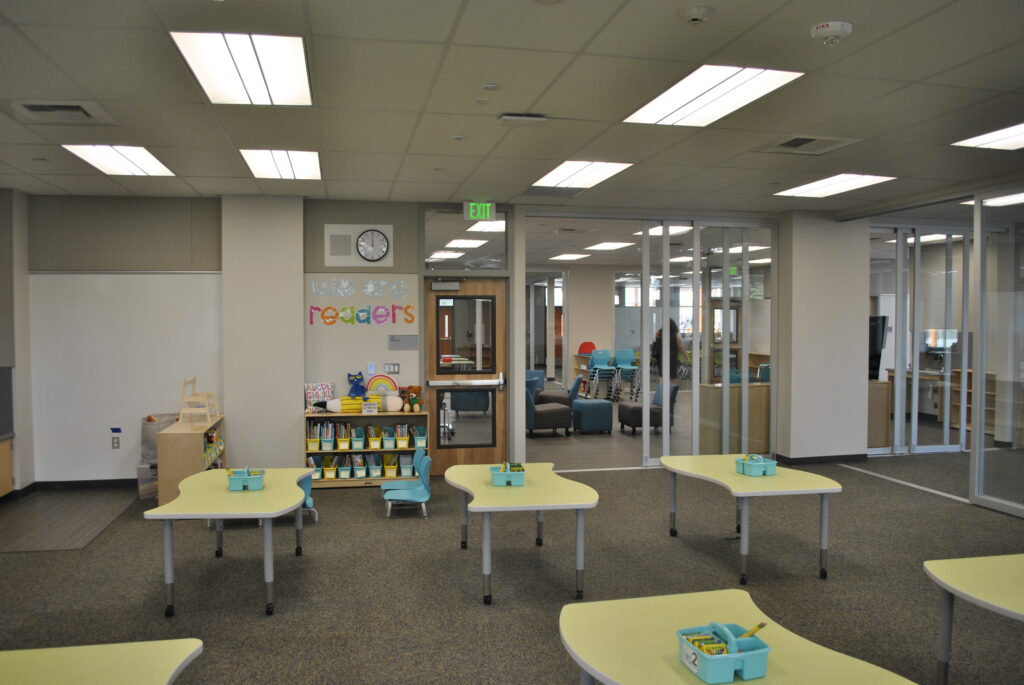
{"left": 366, "top": 374, "right": 399, "bottom": 393}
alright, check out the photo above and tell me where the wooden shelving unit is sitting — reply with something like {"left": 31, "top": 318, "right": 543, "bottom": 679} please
{"left": 157, "top": 415, "right": 225, "bottom": 505}
{"left": 304, "top": 411, "right": 428, "bottom": 489}
{"left": 937, "top": 369, "right": 996, "bottom": 435}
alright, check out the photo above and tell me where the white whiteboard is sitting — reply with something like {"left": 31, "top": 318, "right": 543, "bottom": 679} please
{"left": 304, "top": 273, "right": 420, "bottom": 393}
{"left": 29, "top": 273, "right": 222, "bottom": 481}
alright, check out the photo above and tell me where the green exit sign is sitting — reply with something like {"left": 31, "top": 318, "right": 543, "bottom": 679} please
{"left": 729, "top": 266, "right": 738, "bottom": 276}
{"left": 463, "top": 201, "right": 496, "bottom": 221}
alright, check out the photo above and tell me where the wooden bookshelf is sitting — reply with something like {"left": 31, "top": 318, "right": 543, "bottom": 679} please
{"left": 157, "top": 416, "right": 225, "bottom": 505}
{"left": 936, "top": 369, "right": 996, "bottom": 435}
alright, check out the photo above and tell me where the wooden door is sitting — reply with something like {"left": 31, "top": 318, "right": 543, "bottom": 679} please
{"left": 424, "top": 278, "right": 507, "bottom": 472}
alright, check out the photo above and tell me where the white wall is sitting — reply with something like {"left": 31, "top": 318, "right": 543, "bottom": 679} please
{"left": 222, "top": 197, "right": 304, "bottom": 469}
{"left": 12, "top": 190, "right": 33, "bottom": 487}
{"left": 777, "top": 212, "right": 869, "bottom": 459}
{"left": 29, "top": 273, "right": 221, "bottom": 480}
{"left": 565, "top": 265, "right": 615, "bottom": 360}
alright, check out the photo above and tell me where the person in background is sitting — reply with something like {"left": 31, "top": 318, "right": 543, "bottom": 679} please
{"left": 652, "top": 319, "right": 686, "bottom": 381}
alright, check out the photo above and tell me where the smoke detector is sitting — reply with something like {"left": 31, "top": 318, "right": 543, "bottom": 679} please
{"left": 679, "top": 6, "right": 714, "bottom": 24}
{"left": 811, "top": 21, "right": 853, "bottom": 46}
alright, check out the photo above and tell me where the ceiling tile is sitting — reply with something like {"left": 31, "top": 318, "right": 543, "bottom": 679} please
{"left": 320, "top": 151, "right": 403, "bottom": 181}
{"left": 0, "top": 143, "right": 98, "bottom": 174}
{"left": 0, "top": 0, "right": 161, "bottom": 26}
{"left": 426, "top": 46, "right": 573, "bottom": 116}
{"left": 407, "top": 113, "right": 509, "bottom": 156}
{"left": 21, "top": 26, "right": 205, "bottom": 102}
{"left": 588, "top": 0, "right": 788, "bottom": 62}
{"left": 325, "top": 179, "right": 393, "bottom": 201}
{"left": 778, "top": 140, "right": 939, "bottom": 177}
{"left": 214, "top": 106, "right": 321, "bottom": 149}
{"left": 320, "top": 110, "right": 418, "bottom": 153}
{"left": 664, "top": 167, "right": 765, "bottom": 194}
{"left": 451, "top": 183, "right": 522, "bottom": 203}
{"left": 826, "top": 0, "right": 1024, "bottom": 82}
{"left": 313, "top": 37, "right": 444, "bottom": 111}
{"left": 621, "top": 190, "right": 706, "bottom": 209}
{"left": 0, "top": 173, "right": 65, "bottom": 194}
{"left": 879, "top": 92, "right": 1024, "bottom": 145}
{"left": 595, "top": 164, "right": 701, "bottom": 191}
{"left": 148, "top": 0, "right": 307, "bottom": 33}
{"left": 0, "top": 26, "right": 92, "bottom": 100}
{"left": 565, "top": 187, "right": 647, "bottom": 207}
{"left": 255, "top": 179, "right": 327, "bottom": 198}
{"left": 454, "top": 0, "right": 622, "bottom": 52}
{"left": 489, "top": 119, "right": 608, "bottom": 160}
{"left": 0, "top": 112, "right": 52, "bottom": 144}
{"left": 719, "top": 152, "right": 804, "bottom": 171}
{"left": 310, "top": 0, "right": 463, "bottom": 42}
{"left": 23, "top": 123, "right": 140, "bottom": 146}
{"left": 390, "top": 181, "right": 459, "bottom": 202}
{"left": 37, "top": 174, "right": 132, "bottom": 195}
{"left": 104, "top": 102, "right": 232, "bottom": 147}
{"left": 573, "top": 124, "right": 698, "bottom": 163}
{"left": 182, "top": 177, "right": 262, "bottom": 197}
{"left": 397, "top": 154, "right": 482, "bottom": 183}
{"left": 926, "top": 40, "right": 1024, "bottom": 91}
{"left": 111, "top": 176, "right": 198, "bottom": 197}
{"left": 646, "top": 129, "right": 782, "bottom": 167}
{"left": 533, "top": 55, "right": 701, "bottom": 122}
{"left": 464, "top": 157, "right": 560, "bottom": 186}
{"left": 155, "top": 147, "right": 250, "bottom": 178}
{"left": 885, "top": 145, "right": 1024, "bottom": 182}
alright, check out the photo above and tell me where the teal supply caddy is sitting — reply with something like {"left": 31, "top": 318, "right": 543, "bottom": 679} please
{"left": 227, "top": 467, "right": 265, "bottom": 491}
{"left": 735, "top": 454, "right": 777, "bottom": 477}
{"left": 677, "top": 622, "right": 770, "bottom": 684}
{"left": 490, "top": 463, "right": 526, "bottom": 486}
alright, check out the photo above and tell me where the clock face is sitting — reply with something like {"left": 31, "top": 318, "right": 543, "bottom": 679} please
{"left": 356, "top": 229, "right": 389, "bottom": 262}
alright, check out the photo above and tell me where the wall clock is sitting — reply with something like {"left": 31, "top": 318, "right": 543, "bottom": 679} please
{"left": 356, "top": 228, "right": 390, "bottom": 263}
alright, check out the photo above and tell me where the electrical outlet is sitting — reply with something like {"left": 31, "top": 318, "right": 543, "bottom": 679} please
{"left": 111, "top": 437, "right": 120, "bottom": 449}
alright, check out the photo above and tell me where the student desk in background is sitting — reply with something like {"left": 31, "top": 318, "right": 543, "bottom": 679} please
{"left": 444, "top": 463, "right": 598, "bottom": 604}
{"left": 559, "top": 590, "right": 912, "bottom": 684}
{"left": 924, "top": 553, "right": 1024, "bottom": 685}
{"left": 144, "top": 467, "right": 314, "bottom": 617}
{"left": 0, "top": 638, "right": 203, "bottom": 684}
{"left": 660, "top": 455, "right": 842, "bottom": 584}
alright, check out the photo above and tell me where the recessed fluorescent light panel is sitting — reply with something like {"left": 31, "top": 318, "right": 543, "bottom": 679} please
{"left": 446, "top": 239, "right": 488, "bottom": 249}
{"left": 750, "top": 258, "right": 772, "bottom": 264}
{"left": 625, "top": 65, "right": 803, "bottom": 127}
{"left": 952, "top": 122, "right": 1024, "bottom": 150}
{"left": 711, "top": 245, "right": 769, "bottom": 254}
{"left": 533, "top": 161, "right": 632, "bottom": 188}
{"left": 633, "top": 225, "right": 692, "bottom": 236}
{"left": 62, "top": 145, "right": 173, "bottom": 176}
{"left": 669, "top": 256, "right": 694, "bottom": 263}
{"left": 171, "top": 32, "right": 311, "bottom": 105}
{"left": 586, "top": 242, "right": 635, "bottom": 251}
{"left": 550, "top": 254, "right": 590, "bottom": 261}
{"left": 466, "top": 221, "right": 506, "bottom": 232}
{"left": 240, "top": 149, "right": 320, "bottom": 179}
{"left": 961, "top": 192, "right": 1024, "bottom": 207}
{"left": 775, "top": 174, "right": 895, "bottom": 198}
{"left": 429, "top": 251, "right": 465, "bottom": 259}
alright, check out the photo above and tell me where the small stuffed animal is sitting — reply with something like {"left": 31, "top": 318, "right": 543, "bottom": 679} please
{"left": 407, "top": 393, "right": 421, "bottom": 412}
{"left": 347, "top": 371, "right": 367, "bottom": 398}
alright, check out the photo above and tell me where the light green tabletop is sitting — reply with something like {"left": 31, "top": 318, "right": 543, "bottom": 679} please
{"left": 445, "top": 463, "right": 598, "bottom": 512}
{"left": 560, "top": 590, "right": 911, "bottom": 684}
{"left": 144, "top": 468, "right": 314, "bottom": 520}
{"left": 924, "top": 553, "right": 1024, "bottom": 621}
{"left": 0, "top": 638, "right": 202, "bottom": 684}
{"left": 661, "top": 455, "right": 842, "bottom": 497}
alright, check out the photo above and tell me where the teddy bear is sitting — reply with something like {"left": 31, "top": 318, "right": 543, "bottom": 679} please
{"left": 402, "top": 385, "right": 423, "bottom": 412}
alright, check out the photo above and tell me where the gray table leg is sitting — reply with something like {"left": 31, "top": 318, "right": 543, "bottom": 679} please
{"left": 937, "top": 588, "right": 954, "bottom": 685}
{"left": 819, "top": 493, "right": 829, "bottom": 579}
{"left": 162, "top": 520, "right": 175, "bottom": 617}
{"left": 460, "top": 491, "right": 469, "bottom": 549}
{"left": 736, "top": 499, "right": 742, "bottom": 534}
{"left": 669, "top": 472, "right": 678, "bottom": 536}
{"left": 263, "top": 517, "right": 274, "bottom": 615}
{"left": 536, "top": 510, "right": 544, "bottom": 546}
{"left": 215, "top": 519, "right": 224, "bottom": 557}
{"left": 575, "top": 509, "right": 585, "bottom": 600}
{"left": 295, "top": 508, "right": 303, "bottom": 557}
{"left": 738, "top": 498, "right": 750, "bottom": 585}
{"left": 482, "top": 511, "right": 492, "bottom": 605}
{"left": 580, "top": 669, "right": 596, "bottom": 685}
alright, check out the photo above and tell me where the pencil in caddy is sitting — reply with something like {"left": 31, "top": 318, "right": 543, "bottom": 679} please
{"left": 677, "top": 622, "right": 770, "bottom": 684}
{"left": 735, "top": 454, "right": 777, "bottom": 477}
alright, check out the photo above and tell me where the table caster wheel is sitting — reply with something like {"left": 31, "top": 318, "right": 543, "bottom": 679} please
{"left": 669, "top": 528, "right": 678, "bottom": 537}
{"left": 739, "top": 574, "right": 748, "bottom": 585}
{"left": 576, "top": 591, "right": 583, "bottom": 600}
{"left": 295, "top": 546, "right": 302, "bottom": 557}
{"left": 736, "top": 524, "right": 741, "bottom": 533}
{"left": 536, "top": 538, "right": 543, "bottom": 546}
{"left": 266, "top": 603, "right": 274, "bottom": 615}
{"left": 820, "top": 568, "right": 828, "bottom": 579}
{"left": 164, "top": 605, "right": 174, "bottom": 618}
{"left": 215, "top": 548, "right": 223, "bottom": 558}
{"left": 483, "top": 595, "right": 492, "bottom": 605}
{"left": 460, "top": 541, "right": 467, "bottom": 549}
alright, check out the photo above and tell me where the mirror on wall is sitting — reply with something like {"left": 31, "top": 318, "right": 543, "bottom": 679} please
{"left": 436, "top": 296, "right": 495, "bottom": 374}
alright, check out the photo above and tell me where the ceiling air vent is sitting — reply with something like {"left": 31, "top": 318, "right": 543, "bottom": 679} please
{"left": 759, "top": 134, "right": 860, "bottom": 156}
{"left": 515, "top": 186, "right": 584, "bottom": 199}
{"left": 6, "top": 101, "right": 116, "bottom": 125}
{"left": 499, "top": 112, "right": 548, "bottom": 126}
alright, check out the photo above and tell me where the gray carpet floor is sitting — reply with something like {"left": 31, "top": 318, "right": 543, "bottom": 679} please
{"left": 0, "top": 466, "right": 1021, "bottom": 684}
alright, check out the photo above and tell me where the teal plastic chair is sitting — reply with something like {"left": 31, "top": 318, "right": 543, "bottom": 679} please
{"left": 384, "top": 454, "right": 432, "bottom": 518}
{"left": 381, "top": 448, "right": 425, "bottom": 492}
